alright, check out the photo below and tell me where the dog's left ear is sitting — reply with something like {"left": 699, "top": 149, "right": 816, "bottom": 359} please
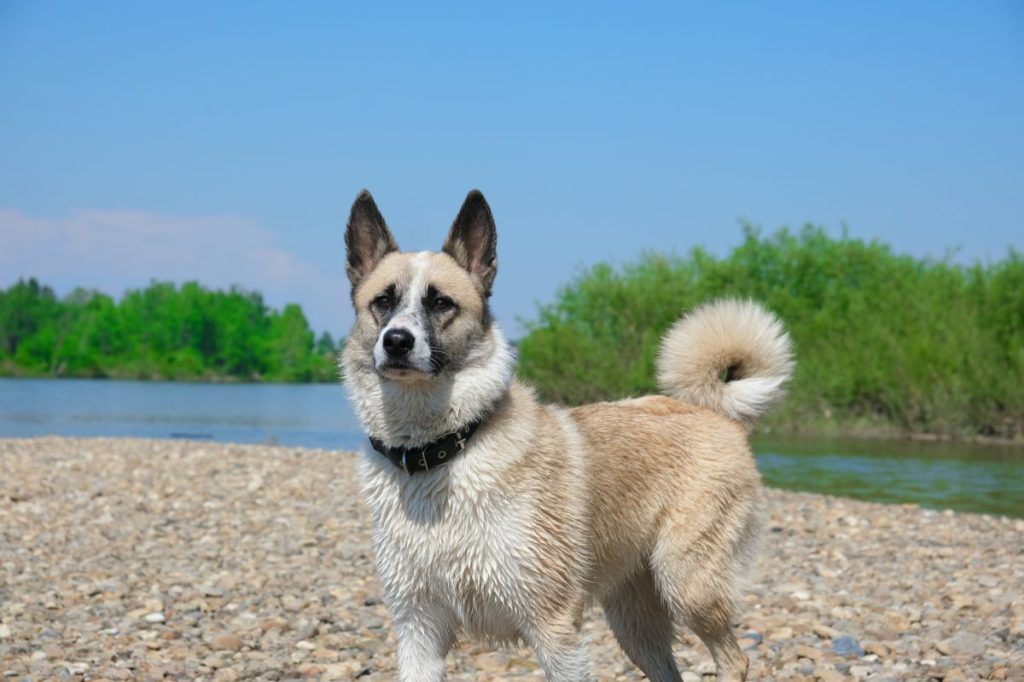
{"left": 442, "top": 190, "right": 498, "bottom": 296}
{"left": 345, "top": 190, "right": 398, "bottom": 290}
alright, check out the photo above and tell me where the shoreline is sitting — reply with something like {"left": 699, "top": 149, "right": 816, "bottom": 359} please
{"left": 1, "top": 437, "right": 1021, "bottom": 680}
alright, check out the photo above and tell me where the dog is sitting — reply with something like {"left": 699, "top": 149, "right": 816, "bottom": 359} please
{"left": 341, "top": 189, "right": 793, "bottom": 681}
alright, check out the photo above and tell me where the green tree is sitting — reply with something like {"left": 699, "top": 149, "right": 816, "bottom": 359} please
{"left": 0, "top": 279, "right": 339, "bottom": 383}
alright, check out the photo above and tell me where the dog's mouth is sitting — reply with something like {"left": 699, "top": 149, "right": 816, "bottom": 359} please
{"left": 377, "top": 360, "right": 434, "bottom": 382}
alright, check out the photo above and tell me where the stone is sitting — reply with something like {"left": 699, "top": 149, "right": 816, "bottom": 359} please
{"left": 831, "top": 635, "right": 864, "bottom": 656}
{"left": 794, "top": 644, "right": 822, "bottom": 661}
{"left": 213, "top": 668, "right": 240, "bottom": 682}
{"left": 812, "top": 623, "right": 841, "bottom": 639}
{"left": 937, "top": 632, "right": 985, "bottom": 657}
{"left": 210, "top": 633, "right": 244, "bottom": 651}
{"left": 815, "top": 671, "right": 845, "bottom": 682}
{"left": 863, "top": 642, "right": 889, "bottom": 657}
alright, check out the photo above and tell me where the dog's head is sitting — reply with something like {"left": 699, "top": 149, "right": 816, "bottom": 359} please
{"left": 344, "top": 190, "right": 498, "bottom": 382}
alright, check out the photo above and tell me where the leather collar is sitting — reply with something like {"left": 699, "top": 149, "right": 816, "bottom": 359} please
{"left": 369, "top": 420, "right": 483, "bottom": 474}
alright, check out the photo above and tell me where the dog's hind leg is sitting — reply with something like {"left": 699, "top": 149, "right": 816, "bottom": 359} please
{"left": 649, "top": 509, "right": 758, "bottom": 682}
{"left": 601, "top": 565, "right": 682, "bottom": 682}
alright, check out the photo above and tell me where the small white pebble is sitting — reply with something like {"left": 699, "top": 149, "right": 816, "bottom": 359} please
{"left": 143, "top": 612, "right": 165, "bottom": 623}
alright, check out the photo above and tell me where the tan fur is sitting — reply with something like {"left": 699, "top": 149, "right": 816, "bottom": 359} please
{"left": 342, "top": 191, "right": 791, "bottom": 681}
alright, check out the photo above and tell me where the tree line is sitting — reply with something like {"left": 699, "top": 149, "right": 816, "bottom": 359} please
{"left": 517, "top": 226, "right": 1024, "bottom": 441}
{"left": 5, "top": 227, "right": 1022, "bottom": 440}
{"left": 0, "top": 280, "right": 339, "bottom": 382}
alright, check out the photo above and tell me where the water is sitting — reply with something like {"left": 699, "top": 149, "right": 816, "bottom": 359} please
{"left": 2, "top": 378, "right": 1022, "bottom": 517}
{"left": 754, "top": 435, "right": 1024, "bottom": 518}
{"left": 0, "top": 377, "right": 366, "bottom": 451}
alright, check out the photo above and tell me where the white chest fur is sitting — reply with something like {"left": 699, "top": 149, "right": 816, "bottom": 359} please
{"left": 359, "top": 453, "right": 536, "bottom": 641}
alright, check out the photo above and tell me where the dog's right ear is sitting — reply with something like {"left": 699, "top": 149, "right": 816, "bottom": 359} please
{"left": 345, "top": 190, "right": 398, "bottom": 289}
{"left": 442, "top": 190, "right": 498, "bottom": 296}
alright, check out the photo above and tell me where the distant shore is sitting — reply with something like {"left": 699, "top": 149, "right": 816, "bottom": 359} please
{"left": 1, "top": 437, "right": 1020, "bottom": 680}
{"left": 0, "top": 365, "right": 337, "bottom": 384}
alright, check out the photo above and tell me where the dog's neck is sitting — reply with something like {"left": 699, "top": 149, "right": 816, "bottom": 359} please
{"left": 345, "top": 325, "right": 516, "bottom": 448}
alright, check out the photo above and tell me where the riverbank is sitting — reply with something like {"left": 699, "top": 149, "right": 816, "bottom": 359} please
{"left": 1, "top": 437, "right": 1021, "bottom": 680}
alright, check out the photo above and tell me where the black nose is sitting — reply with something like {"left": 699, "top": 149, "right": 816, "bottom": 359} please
{"left": 383, "top": 328, "right": 415, "bottom": 357}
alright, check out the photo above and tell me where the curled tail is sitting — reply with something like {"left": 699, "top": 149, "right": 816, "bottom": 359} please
{"left": 656, "top": 299, "right": 794, "bottom": 428}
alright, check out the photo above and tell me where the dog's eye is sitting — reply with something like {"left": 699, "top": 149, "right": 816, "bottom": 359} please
{"left": 373, "top": 294, "right": 392, "bottom": 311}
{"left": 432, "top": 296, "right": 455, "bottom": 313}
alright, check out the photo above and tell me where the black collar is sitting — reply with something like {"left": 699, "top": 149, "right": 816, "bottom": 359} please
{"left": 369, "top": 420, "right": 483, "bottom": 474}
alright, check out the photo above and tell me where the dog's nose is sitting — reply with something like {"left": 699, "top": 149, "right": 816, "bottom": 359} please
{"left": 383, "top": 328, "right": 415, "bottom": 357}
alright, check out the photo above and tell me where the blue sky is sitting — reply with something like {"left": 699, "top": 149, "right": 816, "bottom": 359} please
{"left": 2, "top": 1, "right": 1022, "bottom": 337}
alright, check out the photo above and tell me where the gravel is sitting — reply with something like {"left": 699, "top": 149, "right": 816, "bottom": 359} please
{"left": 1, "top": 437, "right": 1021, "bottom": 680}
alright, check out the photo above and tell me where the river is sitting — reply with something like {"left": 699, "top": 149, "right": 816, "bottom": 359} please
{"left": 1, "top": 378, "right": 1021, "bottom": 517}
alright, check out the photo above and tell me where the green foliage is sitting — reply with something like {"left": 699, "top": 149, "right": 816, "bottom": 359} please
{"left": 0, "top": 279, "right": 339, "bottom": 383}
{"left": 517, "top": 226, "right": 1024, "bottom": 439}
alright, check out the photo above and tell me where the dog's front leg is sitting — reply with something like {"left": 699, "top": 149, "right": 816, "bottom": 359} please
{"left": 393, "top": 602, "right": 456, "bottom": 682}
{"left": 524, "top": 617, "right": 593, "bottom": 682}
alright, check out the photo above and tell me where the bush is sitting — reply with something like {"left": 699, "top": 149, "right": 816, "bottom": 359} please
{"left": 517, "top": 226, "right": 1024, "bottom": 439}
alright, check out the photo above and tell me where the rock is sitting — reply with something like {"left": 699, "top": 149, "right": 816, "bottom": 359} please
{"left": 696, "top": 661, "right": 716, "bottom": 675}
{"left": 831, "top": 635, "right": 865, "bottom": 656}
{"left": 812, "top": 623, "right": 841, "bottom": 639}
{"left": 795, "top": 644, "right": 822, "bottom": 661}
{"left": 213, "top": 667, "right": 240, "bottom": 682}
{"left": 143, "top": 612, "right": 165, "bottom": 623}
{"left": 768, "top": 626, "right": 794, "bottom": 640}
{"left": 202, "top": 654, "right": 224, "bottom": 669}
{"left": 937, "top": 632, "right": 985, "bottom": 656}
{"left": 863, "top": 642, "right": 889, "bottom": 657}
{"left": 815, "top": 670, "right": 845, "bottom": 682}
{"left": 64, "top": 662, "right": 89, "bottom": 675}
{"left": 210, "top": 633, "right": 244, "bottom": 651}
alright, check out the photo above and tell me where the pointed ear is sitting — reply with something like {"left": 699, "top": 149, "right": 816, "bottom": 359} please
{"left": 442, "top": 190, "right": 498, "bottom": 295}
{"left": 345, "top": 190, "right": 398, "bottom": 288}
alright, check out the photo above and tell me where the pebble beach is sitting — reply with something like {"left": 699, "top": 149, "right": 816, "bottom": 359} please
{"left": 1, "top": 437, "right": 1021, "bottom": 681}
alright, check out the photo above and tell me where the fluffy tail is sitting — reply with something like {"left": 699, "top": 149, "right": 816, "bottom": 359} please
{"left": 656, "top": 299, "right": 794, "bottom": 428}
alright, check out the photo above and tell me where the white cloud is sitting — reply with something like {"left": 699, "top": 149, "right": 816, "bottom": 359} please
{"left": 0, "top": 208, "right": 351, "bottom": 334}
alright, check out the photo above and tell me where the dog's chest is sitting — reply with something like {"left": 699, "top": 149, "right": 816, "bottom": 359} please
{"left": 362, "top": 460, "right": 532, "bottom": 637}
